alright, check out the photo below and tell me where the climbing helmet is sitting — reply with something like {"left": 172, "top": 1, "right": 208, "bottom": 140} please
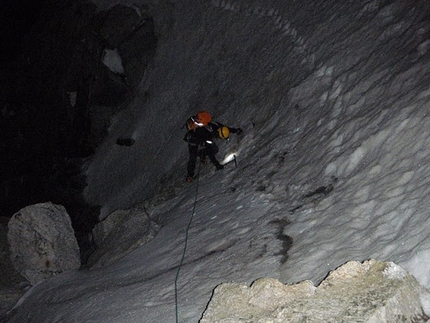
{"left": 192, "top": 110, "right": 212, "bottom": 126}
{"left": 218, "top": 126, "right": 230, "bottom": 139}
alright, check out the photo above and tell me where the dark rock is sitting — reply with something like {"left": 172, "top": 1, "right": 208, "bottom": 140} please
{"left": 0, "top": 219, "right": 28, "bottom": 320}
{"left": 87, "top": 205, "right": 159, "bottom": 268}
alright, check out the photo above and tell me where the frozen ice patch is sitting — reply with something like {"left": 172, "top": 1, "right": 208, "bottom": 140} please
{"left": 102, "top": 48, "right": 125, "bottom": 74}
{"left": 67, "top": 91, "right": 77, "bottom": 107}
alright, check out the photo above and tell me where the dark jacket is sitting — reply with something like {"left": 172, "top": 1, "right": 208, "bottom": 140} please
{"left": 183, "top": 122, "right": 238, "bottom": 146}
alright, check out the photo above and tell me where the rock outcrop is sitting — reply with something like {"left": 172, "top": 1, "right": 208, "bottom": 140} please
{"left": 7, "top": 202, "right": 81, "bottom": 285}
{"left": 0, "top": 218, "right": 28, "bottom": 321}
{"left": 1, "top": 1, "right": 159, "bottom": 243}
{"left": 200, "top": 260, "right": 430, "bottom": 323}
{"left": 87, "top": 205, "right": 160, "bottom": 268}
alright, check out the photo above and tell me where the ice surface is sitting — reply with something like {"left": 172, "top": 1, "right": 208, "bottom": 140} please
{"left": 102, "top": 48, "right": 124, "bottom": 75}
{"left": 5, "top": 0, "right": 430, "bottom": 322}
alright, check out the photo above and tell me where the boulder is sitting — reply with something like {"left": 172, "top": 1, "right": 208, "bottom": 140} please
{"left": 200, "top": 259, "right": 430, "bottom": 323}
{"left": 0, "top": 219, "right": 28, "bottom": 320}
{"left": 87, "top": 206, "right": 160, "bottom": 268}
{"left": 7, "top": 202, "right": 81, "bottom": 285}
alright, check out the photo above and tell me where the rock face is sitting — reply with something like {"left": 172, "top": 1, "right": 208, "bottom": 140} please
{"left": 12, "top": 1, "right": 157, "bottom": 156}
{"left": 87, "top": 205, "right": 160, "bottom": 268}
{"left": 0, "top": 218, "right": 28, "bottom": 321}
{"left": 200, "top": 260, "right": 430, "bottom": 323}
{"left": 7, "top": 202, "right": 81, "bottom": 285}
{"left": 1, "top": 1, "right": 158, "bottom": 240}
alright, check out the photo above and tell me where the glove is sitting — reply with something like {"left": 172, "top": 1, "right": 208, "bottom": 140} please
{"left": 235, "top": 128, "right": 243, "bottom": 135}
{"left": 183, "top": 132, "right": 191, "bottom": 142}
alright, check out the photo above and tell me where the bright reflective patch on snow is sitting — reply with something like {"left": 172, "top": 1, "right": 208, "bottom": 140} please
{"left": 221, "top": 152, "right": 237, "bottom": 165}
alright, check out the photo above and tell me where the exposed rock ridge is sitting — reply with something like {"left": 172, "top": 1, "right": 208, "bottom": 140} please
{"left": 200, "top": 259, "right": 430, "bottom": 323}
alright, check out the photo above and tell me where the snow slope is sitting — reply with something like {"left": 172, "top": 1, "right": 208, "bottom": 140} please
{"left": 5, "top": 0, "right": 430, "bottom": 322}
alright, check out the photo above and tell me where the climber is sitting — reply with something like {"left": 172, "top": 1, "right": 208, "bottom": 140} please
{"left": 183, "top": 110, "right": 242, "bottom": 182}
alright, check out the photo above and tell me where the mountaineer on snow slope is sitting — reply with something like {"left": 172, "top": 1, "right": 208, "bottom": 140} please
{"left": 183, "top": 110, "right": 242, "bottom": 182}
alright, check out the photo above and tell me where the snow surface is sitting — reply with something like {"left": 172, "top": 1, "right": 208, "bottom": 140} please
{"left": 6, "top": 0, "right": 430, "bottom": 322}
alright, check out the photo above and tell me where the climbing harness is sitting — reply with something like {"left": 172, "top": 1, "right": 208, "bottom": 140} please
{"left": 174, "top": 162, "right": 201, "bottom": 323}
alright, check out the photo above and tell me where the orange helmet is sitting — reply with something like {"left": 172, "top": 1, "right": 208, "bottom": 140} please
{"left": 192, "top": 110, "right": 211, "bottom": 126}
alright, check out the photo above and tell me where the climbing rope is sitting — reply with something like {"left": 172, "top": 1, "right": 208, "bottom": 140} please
{"left": 174, "top": 162, "right": 201, "bottom": 323}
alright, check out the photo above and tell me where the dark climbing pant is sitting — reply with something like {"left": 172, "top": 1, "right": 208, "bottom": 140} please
{"left": 187, "top": 143, "right": 221, "bottom": 177}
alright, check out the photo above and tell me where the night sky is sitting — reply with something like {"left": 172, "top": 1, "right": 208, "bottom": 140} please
{"left": 0, "top": 0, "right": 46, "bottom": 62}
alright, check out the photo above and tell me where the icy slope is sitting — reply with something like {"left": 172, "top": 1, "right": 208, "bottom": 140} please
{"left": 5, "top": 0, "right": 430, "bottom": 322}
{"left": 6, "top": 95, "right": 430, "bottom": 322}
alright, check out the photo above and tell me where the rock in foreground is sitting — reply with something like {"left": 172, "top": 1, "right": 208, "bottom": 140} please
{"left": 200, "top": 259, "right": 430, "bottom": 323}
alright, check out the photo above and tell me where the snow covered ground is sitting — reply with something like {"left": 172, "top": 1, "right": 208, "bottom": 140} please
{"left": 5, "top": 0, "right": 430, "bottom": 322}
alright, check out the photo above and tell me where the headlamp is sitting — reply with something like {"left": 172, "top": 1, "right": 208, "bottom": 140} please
{"left": 191, "top": 116, "right": 204, "bottom": 127}
{"left": 222, "top": 152, "right": 237, "bottom": 165}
